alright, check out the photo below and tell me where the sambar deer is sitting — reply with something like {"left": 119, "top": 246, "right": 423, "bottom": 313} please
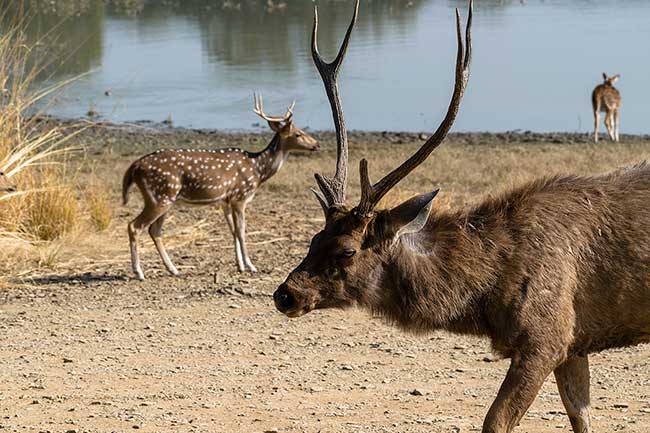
{"left": 592, "top": 73, "right": 621, "bottom": 142}
{"left": 123, "top": 95, "right": 318, "bottom": 280}
{"left": 274, "top": 1, "right": 650, "bottom": 432}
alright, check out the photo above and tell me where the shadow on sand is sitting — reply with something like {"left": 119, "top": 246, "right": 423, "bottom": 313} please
{"left": 20, "top": 273, "right": 128, "bottom": 286}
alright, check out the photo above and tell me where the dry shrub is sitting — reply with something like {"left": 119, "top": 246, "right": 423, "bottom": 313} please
{"left": 84, "top": 181, "right": 113, "bottom": 232}
{"left": 23, "top": 177, "right": 79, "bottom": 241}
{"left": 0, "top": 6, "right": 88, "bottom": 276}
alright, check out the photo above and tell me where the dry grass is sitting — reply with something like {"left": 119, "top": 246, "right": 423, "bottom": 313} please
{"left": 0, "top": 6, "right": 113, "bottom": 279}
{"left": 84, "top": 181, "right": 113, "bottom": 232}
{"left": 4, "top": 129, "right": 647, "bottom": 282}
{"left": 269, "top": 137, "right": 650, "bottom": 213}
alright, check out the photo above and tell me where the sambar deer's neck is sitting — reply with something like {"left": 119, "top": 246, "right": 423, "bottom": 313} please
{"left": 252, "top": 133, "right": 289, "bottom": 183}
{"left": 364, "top": 211, "right": 510, "bottom": 336}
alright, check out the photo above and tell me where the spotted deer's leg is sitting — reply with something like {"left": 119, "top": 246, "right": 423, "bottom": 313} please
{"left": 593, "top": 110, "right": 600, "bottom": 142}
{"left": 482, "top": 352, "right": 557, "bottom": 433}
{"left": 128, "top": 200, "right": 170, "bottom": 281}
{"left": 222, "top": 203, "right": 245, "bottom": 272}
{"left": 554, "top": 355, "right": 591, "bottom": 433}
{"left": 232, "top": 199, "right": 257, "bottom": 273}
{"left": 604, "top": 110, "right": 615, "bottom": 141}
{"left": 149, "top": 211, "right": 179, "bottom": 276}
{"left": 613, "top": 109, "right": 620, "bottom": 142}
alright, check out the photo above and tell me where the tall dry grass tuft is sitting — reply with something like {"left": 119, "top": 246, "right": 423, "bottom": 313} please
{"left": 0, "top": 7, "right": 110, "bottom": 278}
{"left": 84, "top": 181, "right": 113, "bottom": 232}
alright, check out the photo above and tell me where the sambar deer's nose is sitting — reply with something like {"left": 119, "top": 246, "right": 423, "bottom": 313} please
{"left": 273, "top": 283, "right": 296, "bottom": 313}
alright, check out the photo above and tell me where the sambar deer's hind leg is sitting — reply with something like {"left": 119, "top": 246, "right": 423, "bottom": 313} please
{"left": 554, "top": 355, "right": 591, "bottom": 433}
{"left": 128, "top": 201, "right": 170, "bottom": 280}
{"left": 482, "top": 352, "right": 556, "bottom": 433}
{"left": 149, "top": 211, "right": 179, "bottom": 277}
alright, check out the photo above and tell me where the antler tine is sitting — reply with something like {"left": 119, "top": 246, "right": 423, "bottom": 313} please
{"left": 252, "top": 92, "right": 295, "bottom": 123}
{"left": 252, "top": 92, "right": 265, "bottom": 118}
{"left": 356, "top": 0, "right": 473, "bottom": 215}
{"left": 312, "top": 0, "right": 360, "bottom": 208}
{"left": 284, "top": 99, "right": 296, "bottom": 122}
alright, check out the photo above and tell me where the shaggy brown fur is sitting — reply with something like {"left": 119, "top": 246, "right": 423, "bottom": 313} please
{"left": 276, "top": 162, "right": 650, "bottom": 433}
{"left": 275, "top": 1, "right": 646, "bottom": 432}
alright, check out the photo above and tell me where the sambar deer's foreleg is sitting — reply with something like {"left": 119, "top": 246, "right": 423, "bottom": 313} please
{"left": 232, "top": 199, "right": 257, "bottom": 273}
{"left": 222, "top": 204, "right": 245, "bottom": 272}
{"left": 148, "top": 212, "right": 180, "bottom": 277}
{"left": 554, "top": 355, "right": 591, "bottom": 433}
{"left": 483, "top": 352, "right": 557, "bottom": 433}
{"left": 128, "top": 201, "right": 171, "bottom": 280}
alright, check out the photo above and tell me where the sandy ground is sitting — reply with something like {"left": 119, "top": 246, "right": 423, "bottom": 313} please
{"left": 1, "top": 124, "right": 649, "bottom": 433}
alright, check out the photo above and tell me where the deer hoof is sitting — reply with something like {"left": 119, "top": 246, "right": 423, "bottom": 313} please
{"left": 248, "top": 264, "right": 258, "bottom": 273}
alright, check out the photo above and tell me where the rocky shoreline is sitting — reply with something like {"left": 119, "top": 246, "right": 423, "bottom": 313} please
{"left": 40, "top": 116, "right": 650, "bottom": 154}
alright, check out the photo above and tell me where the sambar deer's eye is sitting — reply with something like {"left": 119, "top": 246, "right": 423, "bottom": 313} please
{"left": 339, "top": 248, "right": 356, "bottom": 259}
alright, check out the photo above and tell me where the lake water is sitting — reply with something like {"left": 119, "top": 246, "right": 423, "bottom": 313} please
{"left": 18, "top": 0, "right": 650, "bottom": 133}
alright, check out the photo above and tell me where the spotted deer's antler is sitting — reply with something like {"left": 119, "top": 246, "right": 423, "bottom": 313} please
{"left": 311, "top": 0, "right": 359, "bottom": 210}
{"left": 253, "top": 93, "right": 296, "bottom": 123}
{"left": 356, "top": 0, "right": 473, "bottom": 215}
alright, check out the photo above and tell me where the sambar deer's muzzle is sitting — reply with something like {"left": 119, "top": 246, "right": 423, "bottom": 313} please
{"left": 273, "top": 283, "right": 297, "bottom": 313}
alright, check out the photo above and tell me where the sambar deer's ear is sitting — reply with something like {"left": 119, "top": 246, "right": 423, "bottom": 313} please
{"left": 268, "top": 120, "right": 283, "bottom": 132}
{"left": 386, "top": 190, "right": 439, "bottom": 238}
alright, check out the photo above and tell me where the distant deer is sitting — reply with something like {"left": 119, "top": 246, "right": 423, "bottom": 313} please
{"left": 274, "top": 2, "right": 650, "bottom": 433}
{"left": 592, "top": 73, "right": 621, "bottom": 142}
{"left": 0, "top": 171, "right": 16, "bottom": 193}
{"left": 123, "top": 95, "right": 319, "bottom": 280}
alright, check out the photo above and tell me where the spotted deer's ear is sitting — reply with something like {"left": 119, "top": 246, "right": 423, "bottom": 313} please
{"left": 611, "top": 74, "right": 620, "bottom": 83}
{"left": 385, "top": 190, "right": 438, "bottom": 239}
{"left": 602, "top": 72, "right": 607, "bottom": 81}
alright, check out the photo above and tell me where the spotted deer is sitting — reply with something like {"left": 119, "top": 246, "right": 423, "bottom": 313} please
{"left": 123, "top": 95, "right": 319, "bottom": 280}
{"left": 0, "top": 171, "right": 16, "bottom": 193}
{"left": 273, "top": 1, "right": 650, "bottom": 432}
{"left": 592, "top": 73, "right": 621, "bottom": 142}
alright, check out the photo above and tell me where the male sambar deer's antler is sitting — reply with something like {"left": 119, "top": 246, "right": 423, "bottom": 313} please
{"left": 356, "top": 1, "right": 472, "bottom": 215}
{"left": 311, "top": 0, "right": 359, "bottom": 209}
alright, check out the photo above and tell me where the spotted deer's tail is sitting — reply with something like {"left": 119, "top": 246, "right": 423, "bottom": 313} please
{"left": 122, "top": 162, "right": 137, "bottom": 205}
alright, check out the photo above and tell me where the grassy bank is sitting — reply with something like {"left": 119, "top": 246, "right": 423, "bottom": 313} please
{"left": 3, "top": 122, "right": 645, "bottom": 284}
